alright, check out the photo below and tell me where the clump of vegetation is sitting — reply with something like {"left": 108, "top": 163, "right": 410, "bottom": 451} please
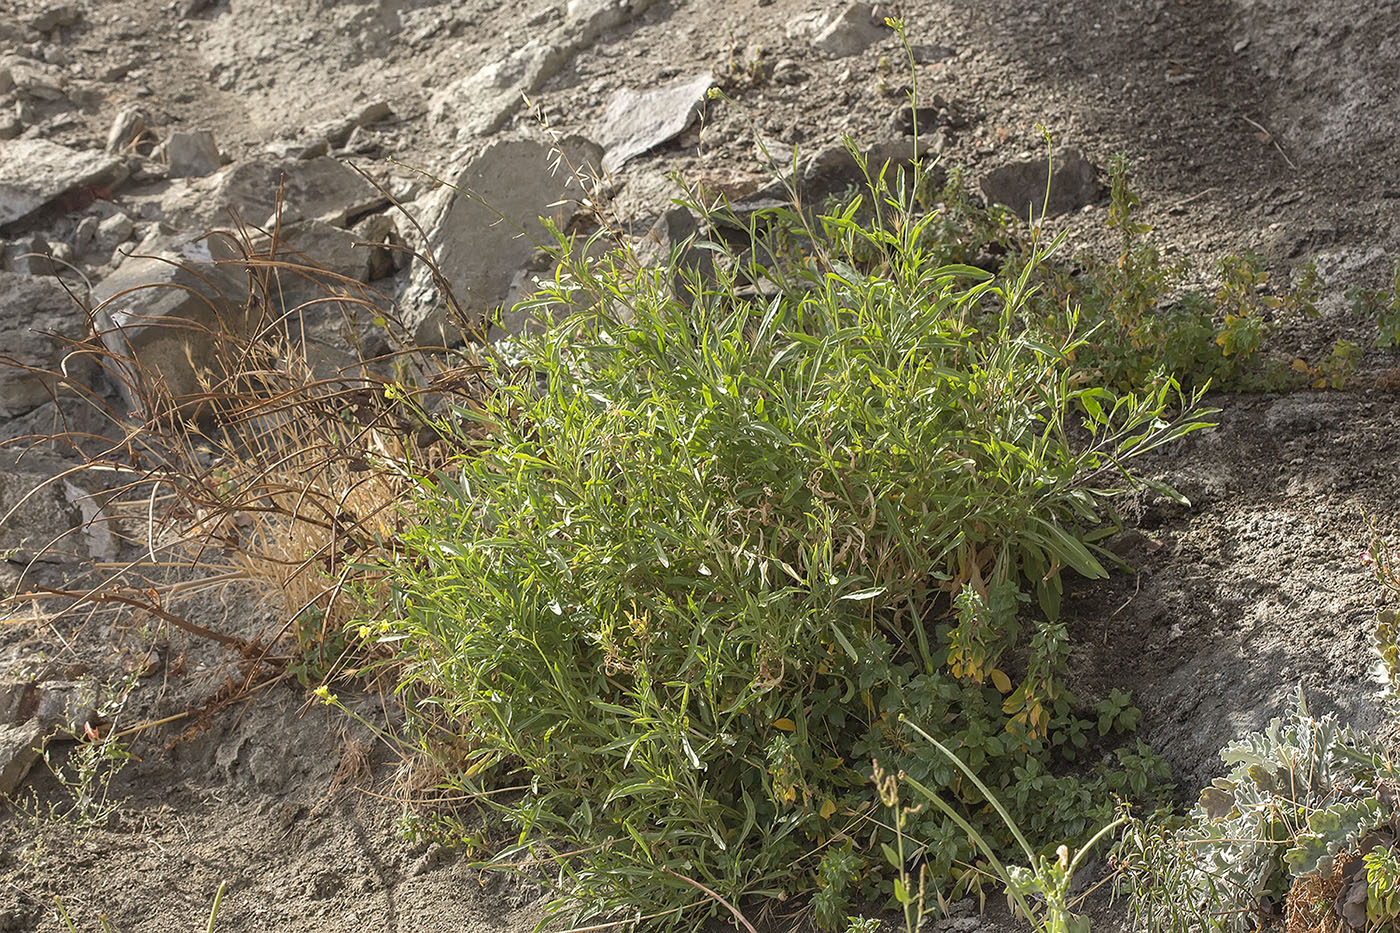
{"left": 1116, "top": 689, "right": 1396, "bottom": 931}
{"left": 1003, "top": 155, "right": 1341, "bottom": 394}
{"left": 1117, "top": 532, "right": 1400, "bottom": 932}
{"left": 1351, "top": 257, "right": 1400, "bottom": 348}
{"left": 355, "top": 128, "right": 1212, "bottom": 928}
{"left": 13, "top": 20, "right": 1389, "bottom": 931}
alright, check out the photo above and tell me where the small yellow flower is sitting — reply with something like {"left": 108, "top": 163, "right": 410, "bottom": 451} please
{"left": 313, "top": 685, "right": 338, "bottom": 706}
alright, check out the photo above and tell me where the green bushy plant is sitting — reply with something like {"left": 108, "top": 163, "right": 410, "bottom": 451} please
{"left": 1366, "top": 845, "right": 1400, "bottom": 927}
{"left": 360, "top": 143, "right": 1211, "bottom": 929}
{"left": 1018, "top": 157, "right": 1327, "bottom": 394}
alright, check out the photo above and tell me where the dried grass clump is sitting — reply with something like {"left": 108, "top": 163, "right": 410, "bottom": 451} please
{"left": 1285, "top": 852, "right": 1355, "bottom": 933}
{"left": 2, "top": 204, "right": 487, "bottom": 682}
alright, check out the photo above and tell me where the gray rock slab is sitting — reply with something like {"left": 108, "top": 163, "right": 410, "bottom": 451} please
{"left": 978, "top": 148, "right": 1102, "bottom": 220}
{"left": 430, "top": 39, "right": 571, "bottom": 139}
{"left": 404, "top": 135, "right": 601, "bottom": 345}
{"left": 96, "top": 211, "right": 134, "bottom": 252}
{"left": 0, "top": 677, "right": 100, "bottom": 797}
{"left": 158, "top": 156, "right": 386, "bottom": 232}
{"left": 268, "top": 219, "right": 373, "bottom": 285}
{"left": 597, "top": 73, "right": 713, "bottom": 173}
{"left": 249, "top": 219, "right": 375, "bottom": 323}
{"left": 90, "top": 233, "right": 252, "bottom": 412}
{"left": 632, "top": 204, "right": 715, "bottom": 303}
{"left": 0, "top": 721, "right": 43, "bottom": 797}
{"left": 0, "top": 270, "right": 100, "bottom": 416}
{"left": 0, "top": 139, "right": 130, "bottom": 227}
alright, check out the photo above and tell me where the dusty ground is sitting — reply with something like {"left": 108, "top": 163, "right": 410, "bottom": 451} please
{"left": 1, "top": 0, "right": 1398, "bottom": 929}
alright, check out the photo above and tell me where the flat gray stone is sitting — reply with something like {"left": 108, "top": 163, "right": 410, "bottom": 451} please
{"left": 158, "top": 156, "right": 386, "bottom": 232}
{"left": 0, "top": 139, "right": 130, "bottom": 227}
{"left": 430, "top": 39, "right": 571, "bottom": 139}
{"left": 0, "top": 677, "right": 100, "bottom": 797}
{"left": 0, "top": 721, "right": 43, "bottom": 797}
{"left": 787, "top": 3, "right": 887, "bottom": 58}
{"left": 596, "top": 73, "right": 713, "bottom": 173}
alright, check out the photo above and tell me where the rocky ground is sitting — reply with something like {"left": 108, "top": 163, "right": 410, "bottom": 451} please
{"left": 1, "top": 0, "right": 1398, "bottom": 930}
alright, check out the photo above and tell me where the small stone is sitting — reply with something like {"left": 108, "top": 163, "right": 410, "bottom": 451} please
{"left": 910, "top": 43, "right": 955, "bottom": 63}
{"left": 28, "top": 4, "right": 81, "bottom": 34}
{"left": 634, "top": 205, "right": 713, "bottom": 300}
{"left": 351, "top": 213, "right": 401, "bottom": 282}
{"left": 306, "top": 99, "right": 394, "bottom": 150}
{"left": 595, "top": 73, "right": 713, "bottom": 173}
{"left": 8, "top": 59, "right": 65, "bottom": 101}
{"left": 340, "top": 126, "right": 379, "bottom": 155}
{"left": 163, "top": 129, "right": 221, "bottom": 178}
{"left": 96, "top": 212, "right": 134, "bottom": 252}
{"left": 788, "top": 3, "right": 887, "bottom": 58}
{"left": 770, "top": 58, "right": 807, "bottom": 85}
{"left": 264, "top": 136, "right": 329, "bottom": 161}
{"left": 978, "top": 148, "right": 1102, "bottom": 220}
{"left": 72, "top": 214, "right": 99, "bottom": 254}
{"left": 0, "top": 721, "right": 44, "bottom": 797}
{"left": 105, "top": 105, "right": 149, "bottom": 154}
{"left": 0, "top": 677, "right": 100, "bottom": 796}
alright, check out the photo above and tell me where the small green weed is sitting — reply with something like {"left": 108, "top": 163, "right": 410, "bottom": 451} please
{"left": 40, "top": 732, "right": 133, "bottom": 830}
{"left": 1350, "top": 257, "right": 1400, "bottom": 348}
{"left": 29, "top": 674, "right": 140, "bottom": 830}
{"left": 873, "top": 717, "right": 1123, "bottom": 933}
